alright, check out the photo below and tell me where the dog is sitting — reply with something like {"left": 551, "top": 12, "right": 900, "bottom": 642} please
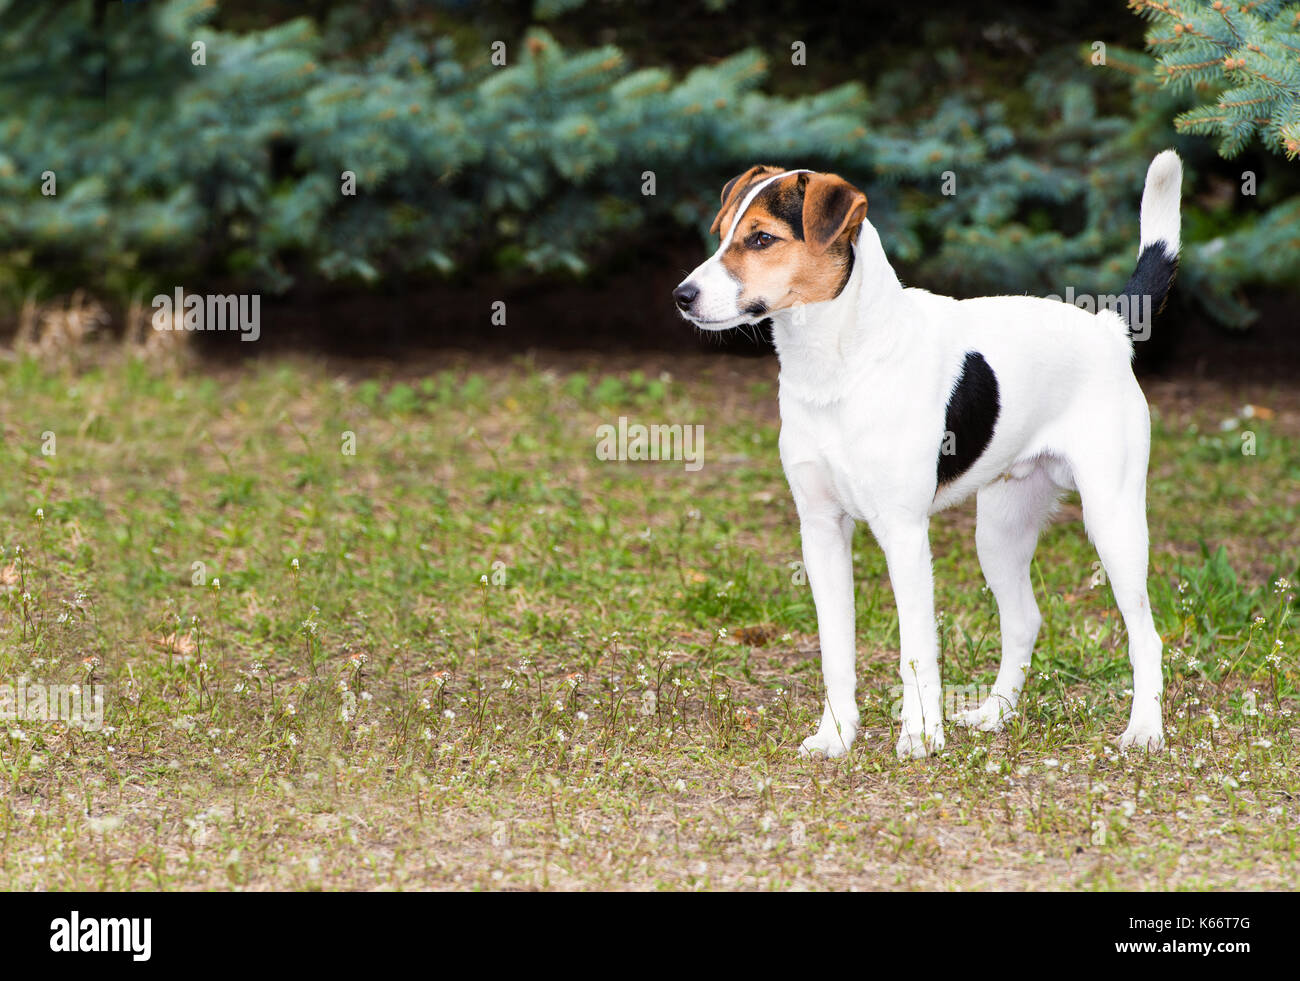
{"left": 673, "top": 152, "right": 1181, "bottom": 759}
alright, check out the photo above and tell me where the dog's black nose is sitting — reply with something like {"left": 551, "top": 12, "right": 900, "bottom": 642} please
{"left": 673, "top": 283, "right": 699, "bottom": 311}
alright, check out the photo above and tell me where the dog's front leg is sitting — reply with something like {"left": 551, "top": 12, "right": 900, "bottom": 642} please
{"left": 875, "top": 517, "right": 946, "bottom": 759}
{"left": 789, "top": 471, "right": 859, "bottom": 758}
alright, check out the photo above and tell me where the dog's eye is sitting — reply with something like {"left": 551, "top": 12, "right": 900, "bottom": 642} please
{"left": 746, "top": 231, "right": 776, "bottom": 249}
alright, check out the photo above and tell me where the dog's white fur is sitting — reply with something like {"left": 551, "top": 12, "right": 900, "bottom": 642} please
{"left": 678, "top": 152, "right": 1182, "bottom": 759}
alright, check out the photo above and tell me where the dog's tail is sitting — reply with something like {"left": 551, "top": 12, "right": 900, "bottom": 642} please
{"left": 1117, "top": 150, "right": 1182, "bottom": 338}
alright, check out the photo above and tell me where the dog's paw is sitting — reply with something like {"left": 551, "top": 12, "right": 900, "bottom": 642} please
{"left": 895, "top": 724, "right": 945, "bottom": 760}
{"left": 799, "top": 724, "right": 856, "bottom": 759}
{"left": 954, "top": 697, "right": 1017, "bottom": 733}
{"left": 1118, "top": 722, "right": 1164, "bottom": 752}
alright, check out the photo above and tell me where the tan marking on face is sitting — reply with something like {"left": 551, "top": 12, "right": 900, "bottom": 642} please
{"left": 716, "top": 172, "right": 867, "bottom": 315}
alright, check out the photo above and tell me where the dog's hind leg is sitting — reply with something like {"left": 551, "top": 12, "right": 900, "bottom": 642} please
{"left": 1076, "top": 485, "right": 1170, "bottom": 753}
{"left": 956, "top": 466, "right": 1060, "bottom": 732}
{"left": 1075, "top": 462, "right": 1165, "bottom": 752}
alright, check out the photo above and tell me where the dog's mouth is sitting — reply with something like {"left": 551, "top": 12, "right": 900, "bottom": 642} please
{"left": 679, "top": 310, "right": 761, "bottom": 331}
{"left": 679, "top": 300, "right": 771, "bottom": 332}
{"left": 679, "top": 310, "right": 773, "bottom": 338}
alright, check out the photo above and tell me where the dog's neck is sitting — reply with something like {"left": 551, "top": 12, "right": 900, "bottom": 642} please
{"left": 768, "top": 221, "right": 906, "bottom": 406}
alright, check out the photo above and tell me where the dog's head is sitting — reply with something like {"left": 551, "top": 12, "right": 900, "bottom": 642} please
{"left": 673, "top": 166, "right": 868, "bottom": 330}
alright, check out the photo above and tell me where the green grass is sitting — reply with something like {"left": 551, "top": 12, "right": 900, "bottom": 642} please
{"left": 0, "top": 346, "right": 1296, "bottom": 890}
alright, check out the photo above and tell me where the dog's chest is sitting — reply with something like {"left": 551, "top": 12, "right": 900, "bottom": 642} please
{"left": 777, "top": 387, "right": 937, "bottom": 522}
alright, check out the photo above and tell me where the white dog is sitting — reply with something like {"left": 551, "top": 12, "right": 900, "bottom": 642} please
{"left": 674, "top": 152, "right": 1181, "bottom": 759}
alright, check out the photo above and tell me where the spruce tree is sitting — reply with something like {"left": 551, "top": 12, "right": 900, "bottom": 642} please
{"left": 1131, "top": 0, "right": 1300, "bottom": 158}
{"left": 2, "top": 0, "right": 1296, "bottom": 333}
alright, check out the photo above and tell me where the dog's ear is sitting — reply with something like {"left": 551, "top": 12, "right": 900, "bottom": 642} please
{"left": 710, "top": 165, "right": 777, "bottom": 236}
{"left": 801, "top": 173, "right": 868, "bottom": 255}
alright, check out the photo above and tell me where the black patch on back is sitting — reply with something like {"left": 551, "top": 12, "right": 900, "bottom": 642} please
{"left": 1118, "top": 243, "right": 1178, "bottom": 338}
{"left": 937, "top": 352, "right": 999, "bottom": 486}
